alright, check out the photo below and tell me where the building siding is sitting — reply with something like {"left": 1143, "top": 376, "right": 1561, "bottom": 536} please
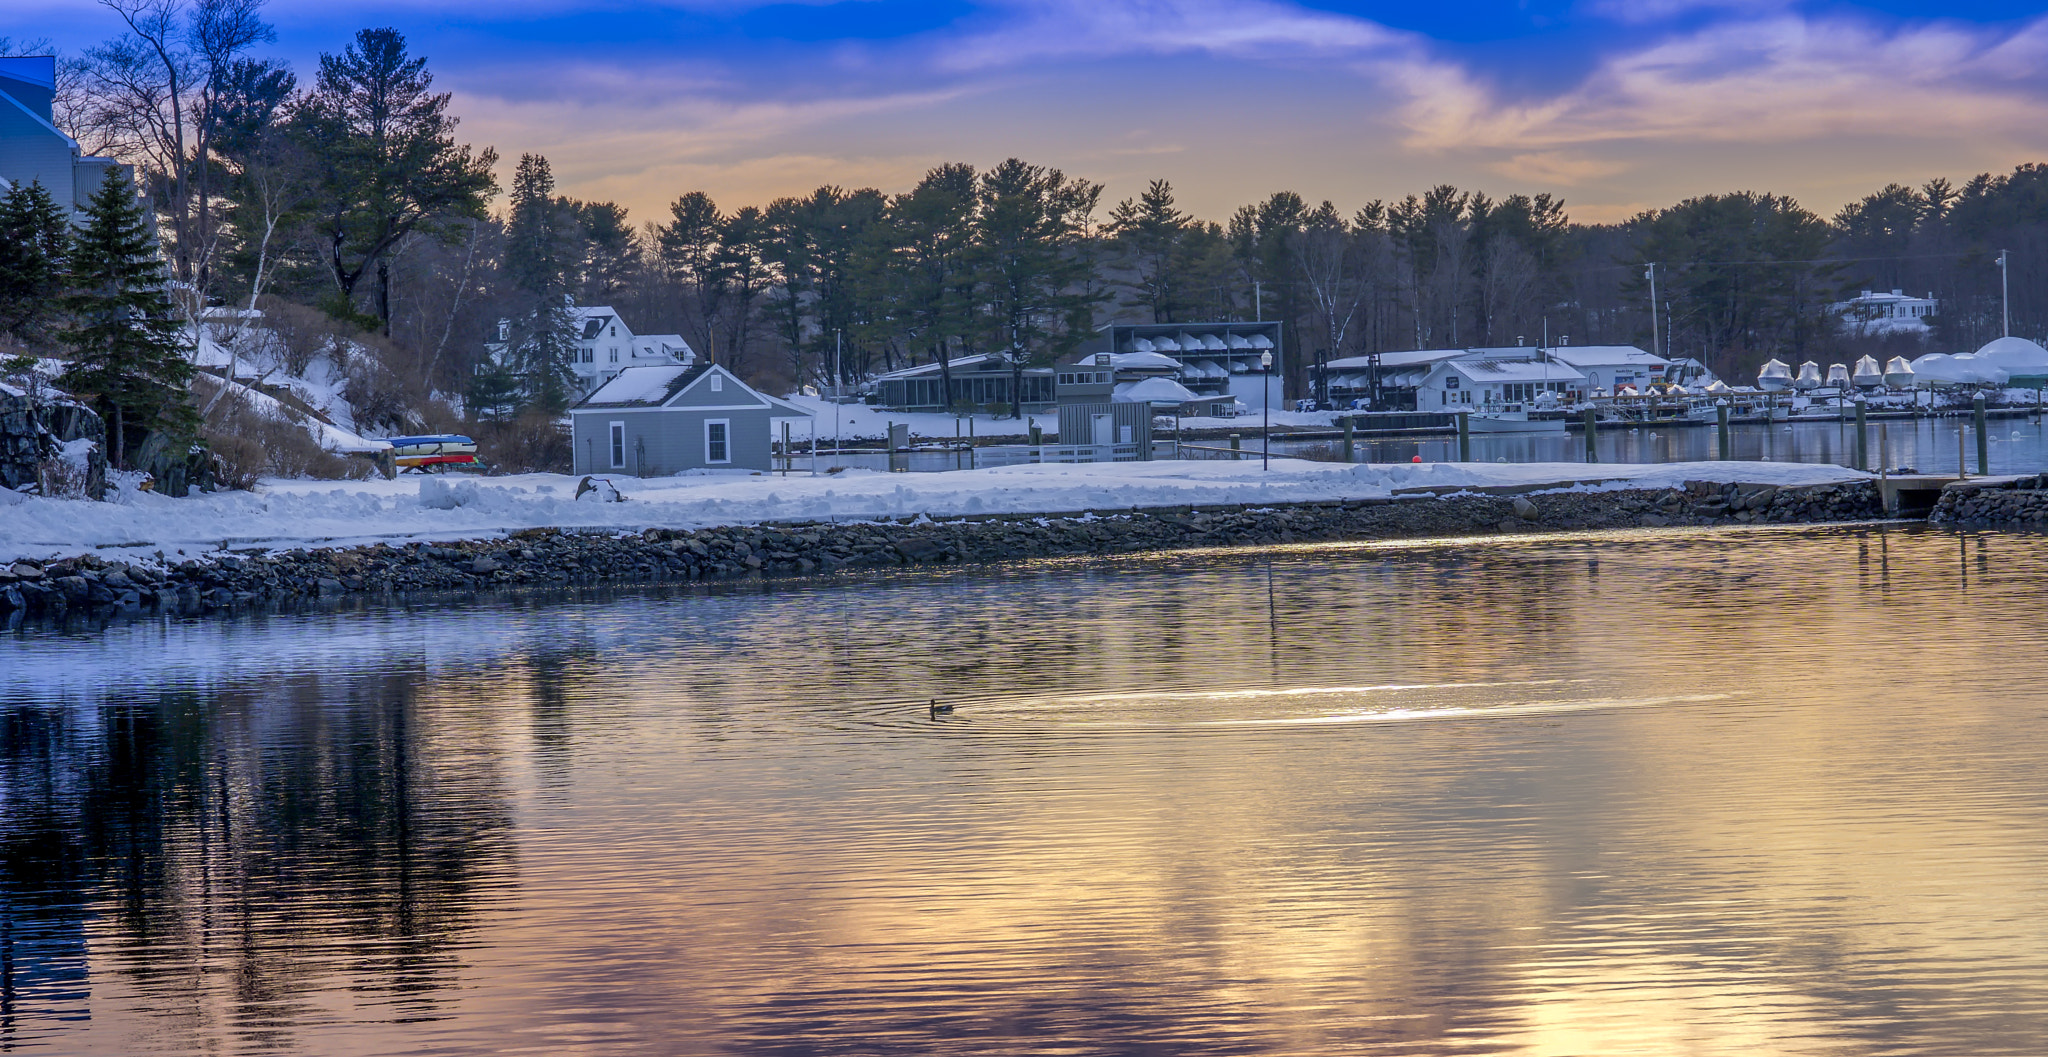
{"left": 570, "top": 406, "right": 780, "bottom": 475}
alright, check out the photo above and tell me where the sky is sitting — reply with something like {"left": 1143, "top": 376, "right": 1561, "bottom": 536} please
{"left": 11, "top": 0, "right": 2048, "bottom": 227}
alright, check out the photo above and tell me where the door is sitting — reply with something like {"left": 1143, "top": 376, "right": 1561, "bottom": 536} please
{"left": 1091, "top": 414, "right": 1113, "bottom": 447}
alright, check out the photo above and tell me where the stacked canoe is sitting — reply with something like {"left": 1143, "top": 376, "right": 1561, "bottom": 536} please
{"left": 387, "top": 435, "right": 483, "bottom": 472}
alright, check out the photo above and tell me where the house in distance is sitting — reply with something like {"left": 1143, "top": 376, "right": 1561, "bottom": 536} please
{"left": 568, "top": 363, "right": 811, "bottom": 476}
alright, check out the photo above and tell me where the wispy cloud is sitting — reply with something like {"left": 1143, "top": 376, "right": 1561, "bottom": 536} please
{"left": 1398, "top": 14, "right": 2048, "bottom": 153}
{"left": 936, "top": 0, "right": 1418, "bottom": 70}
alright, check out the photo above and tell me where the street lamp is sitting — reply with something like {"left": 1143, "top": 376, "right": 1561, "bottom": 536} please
{"left": 1261, "top": 349, "right": 1273, "bottom": 471}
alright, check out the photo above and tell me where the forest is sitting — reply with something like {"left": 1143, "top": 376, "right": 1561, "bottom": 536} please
{"left": 4, "top": 2, "right": 2047, "bottom": 469}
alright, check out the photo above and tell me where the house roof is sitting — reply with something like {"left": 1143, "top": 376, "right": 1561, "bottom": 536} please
{"left": 571, "top": 363, "right": 815, "bottom": 416}
{"left": 575, "top": 364, "right": 711, "bottom": 408}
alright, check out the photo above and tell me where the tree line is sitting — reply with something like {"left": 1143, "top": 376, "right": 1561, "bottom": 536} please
{"left": 5, "top": 2, "right": 2048, "bottom": 442}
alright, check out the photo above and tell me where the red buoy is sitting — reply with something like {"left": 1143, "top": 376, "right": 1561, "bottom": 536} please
{"left": 1412, "top": 455, "right": 1423, "bottom": 463}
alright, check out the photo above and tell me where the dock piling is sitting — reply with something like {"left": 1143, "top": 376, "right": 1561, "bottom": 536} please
{"left": 1229, "top": 433, "right": 1241, "bottom": 461}
{"left": 1582, "top": 406, "right": 1598, "bottom": 463}
{"left": 1457, "top": 412, "right": 1471, "bottom": 462}
{"left": 1717, "top": 401, "right": 1730, "bottom": 460}
{"left": 1341, "top": 417, "right": 1355, "bottom": 463}
{"left": 1974, "top": 394, "right": 1989, "bottom": 476}
{"left": 1854, "top": 400, "right": 1868, "bottom": 472}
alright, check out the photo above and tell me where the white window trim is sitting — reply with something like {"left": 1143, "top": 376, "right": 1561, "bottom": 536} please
{"left": 609, "top": 421, "right": 626, "bottom": 469}
{"left": 704, "top": 418, "right": 731, "bottom": 465}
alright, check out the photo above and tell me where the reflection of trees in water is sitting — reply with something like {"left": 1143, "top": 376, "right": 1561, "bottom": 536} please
{"left": 0, "top": 669, "right": 517, "bottom": 1049}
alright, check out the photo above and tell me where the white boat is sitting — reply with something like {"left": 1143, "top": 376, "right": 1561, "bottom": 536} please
{"left": 1794, "top": 361, "right": 1823, "bottom": 390}
{"left": 1466, "top": 407, "right": 1569, "bottom": 432}
{"left": 1758, "top": 359, "right": 1793, "bottom": 391}
{"left": 1826, "top": 363, "right": 1851, "bottom": 387}
{"left": 1883, "top": 356, "right": 1916, "bottom": 388}
{"left": 1852, "top": 355, "right": 1884, "bottom": 387}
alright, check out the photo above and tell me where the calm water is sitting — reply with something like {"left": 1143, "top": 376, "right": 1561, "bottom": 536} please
{"left": 5, "top": 525, "right": 2048, "bottom": 1055}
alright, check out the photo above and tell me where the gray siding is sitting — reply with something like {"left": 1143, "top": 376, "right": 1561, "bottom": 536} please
{"left": 570, "top": 406, "right": 780, "bottom": 475}
{"left": 0, "top": 108, "right": 80, "bottom": 210}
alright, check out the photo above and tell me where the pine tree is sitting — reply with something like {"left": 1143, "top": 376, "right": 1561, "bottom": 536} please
{"left": 499, "top": 153, "right": 580, "bottom": 414}
{"left": 0, "top": 179, "right": 71, "bottom": 344}
{"left": 59, "top": 168, "right": 197, "bottom": 468}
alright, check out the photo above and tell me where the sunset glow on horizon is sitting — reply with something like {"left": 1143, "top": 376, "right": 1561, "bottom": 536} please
{"left": 17, "top": 0, "right": 2048, "bottom": 225}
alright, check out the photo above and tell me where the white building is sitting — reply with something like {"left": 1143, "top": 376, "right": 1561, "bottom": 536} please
{"left": 1832, "top": 290, "right": 1938, "bottom": 334}
{"left": 1545, "top": 345, "right": 1671, "bottom": 392}
{"left": 1417, "top": 358, "right": 1585, "bottom": 409}
{"left": 491, "top": 304, "right": 694, "bottom": 398}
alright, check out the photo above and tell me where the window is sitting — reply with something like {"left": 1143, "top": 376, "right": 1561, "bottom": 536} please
{"left": 705, "top": 419, "right": 729, "bottom": 464}
{"left": 609, "top": 422, "right": 625, "bottom": 468}
{"left": 710, "top": 373, "right": 723, "bottom": 393}
{"left": 608, "top": 347, "right": 619, "bottom": 363}
{"left": 610, "top": 326, "right": 617, "bottom": 337}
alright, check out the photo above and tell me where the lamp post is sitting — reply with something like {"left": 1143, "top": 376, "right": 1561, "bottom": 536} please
{"left": 1261, "top": 349, "right": 1273, "bottom": 471}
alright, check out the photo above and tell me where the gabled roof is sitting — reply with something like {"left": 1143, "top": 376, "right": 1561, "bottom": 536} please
{"left": 570, "top": 363, "right": 815, "bottom": 416}
{"left": 574, "top": 363, "right": 711, "bottom": 408}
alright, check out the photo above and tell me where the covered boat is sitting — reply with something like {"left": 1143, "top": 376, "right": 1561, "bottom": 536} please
{"left": 1757, "top": 359, "right": 1793, "bottom": 391}
{"left": 1974, "top": 336, "right": 2048, "bottom": 386}
{"left": 1883, "top": 356, "right": 1916, "bottom": 387}
{"left": 1852, "top": 355, "right": 1884, "bottom": 387}
{"left": 1793, "top": 361, "right": 1823, "bottom": 390}
{"left": 1826, "top": 363, "right": 1851, "bottom": 386}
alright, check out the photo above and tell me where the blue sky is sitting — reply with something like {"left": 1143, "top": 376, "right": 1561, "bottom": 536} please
{"left": 14, "top": 0, "right": 2048, "bottom": 225}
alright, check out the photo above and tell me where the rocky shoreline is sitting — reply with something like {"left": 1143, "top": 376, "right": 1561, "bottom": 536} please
{"left": 2, "top": 478, "right": 1887, "bottom": 628}
{"left": 1929, "top": 476, "right": 2048, "bottom": 526}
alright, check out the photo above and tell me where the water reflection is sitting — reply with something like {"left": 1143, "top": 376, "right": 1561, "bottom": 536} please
{"left": 5, "top": 525, "right": 2048, "bottom": 1054}
{"left": 0, "top": 672, "right": 516, "bottom": 1053}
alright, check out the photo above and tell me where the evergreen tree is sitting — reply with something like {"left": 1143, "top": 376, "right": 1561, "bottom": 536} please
{"left": 293, "top": 27, "right": 498, "bottom": 331}
{"left": 499, "top": 153, "right": 579, "bottom": 414}
{"left": 59, "top": 168, "right": 197, "bottom": 468}
{"left": 0, "top": 179, "right": 71, "bottom": 344}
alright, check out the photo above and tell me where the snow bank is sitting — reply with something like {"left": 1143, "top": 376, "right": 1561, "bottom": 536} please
{"left": 0, "top": 459, "right": 1871, "bottom": 564}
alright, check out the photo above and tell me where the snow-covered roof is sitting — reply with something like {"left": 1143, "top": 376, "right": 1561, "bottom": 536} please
{"left": 1546, "top": 345, "right": 1667, "bottom": 369}
{"left": 577, "top": 364, "right": 709, "bottom": 407}
{"left": 1433, "top": 359, "right": 1586, "bottom": 383}
{"left": 1113, "top": 377, "right": 1202, "bottom": 405}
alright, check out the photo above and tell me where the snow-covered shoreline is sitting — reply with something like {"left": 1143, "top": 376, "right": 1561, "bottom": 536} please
{"left": 0, "top": 458, "right": 1875, "bottom": 565}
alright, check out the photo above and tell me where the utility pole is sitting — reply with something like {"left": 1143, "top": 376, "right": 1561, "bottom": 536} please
{"left": 1254, "top": 280, "right": 1263, "bottom": 323}
{"left": 1999, "top": 249, "right": 2011, "bottom": 337}
{"left": 833, "top": 330, "right": 842, "bottom": 455}
{"left": 1646, "top": 263, "right": 1660, "bottom": 358}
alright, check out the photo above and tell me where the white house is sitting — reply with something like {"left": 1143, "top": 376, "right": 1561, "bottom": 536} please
{"left": 1832, "top": 290, "right": 1938, "bottom": 335}
{"left": 491, "top": 304, "right": 695, "bottom": 399}
{"left": 1418, "top": 358, "right": 1585, "bottom": 409}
